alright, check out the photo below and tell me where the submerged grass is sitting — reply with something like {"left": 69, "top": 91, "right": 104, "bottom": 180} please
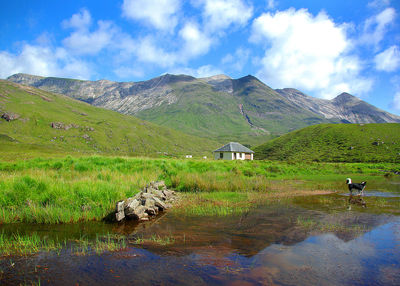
{"left": 0, "top": 232, "right": 128, "bottom": 257}
{"left": 131, "top": 234, "right": 175, "bottom": 246}
{"left": 0, "top": 155, "right": 398, "bottom": 223}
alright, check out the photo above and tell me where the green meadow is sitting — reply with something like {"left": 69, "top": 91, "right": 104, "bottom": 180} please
{"left": 0, "top": 156, "right": 398, "bottom": 224}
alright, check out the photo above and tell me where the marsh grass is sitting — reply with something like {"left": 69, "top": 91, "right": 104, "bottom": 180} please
{"left": 72, "top": 233, "right": 127, "bottom": 255}
{"left": 0, "top": 232, "right": 128, "bottom": 257}
{"left": 0, "top": 232, "right": 62, "bottom": 256}
{"left": 131, "top": 234, "right": 175, "bottom": 246}
{"left": 0, "top": 156, "right": 398, "bottom": 223}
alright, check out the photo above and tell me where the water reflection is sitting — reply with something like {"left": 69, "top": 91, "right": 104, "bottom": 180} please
{"left": 0, "top": 199, "right": 399, "bottom": 285}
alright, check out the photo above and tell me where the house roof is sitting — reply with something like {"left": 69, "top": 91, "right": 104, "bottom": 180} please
{"left": 213, "top": 142, "right": 254, "bottom": 153}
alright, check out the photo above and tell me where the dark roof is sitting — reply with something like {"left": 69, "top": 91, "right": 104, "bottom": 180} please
{"left": 213, "top": 142, "right": 254, "bottom": 153}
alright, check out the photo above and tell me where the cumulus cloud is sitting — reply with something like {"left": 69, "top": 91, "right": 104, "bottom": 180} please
{"left": 179, "top": 22, "right": 212, "bottom": 58}
{"left": 122, "top": 0, "right": 181, "bottom": 32}
{"left": 63, "top": 20, "right": 117, "bottom": 55}
{"left": 62, "top": 8, "right": 91, "bottom": 30}
{"left": 374, "top": 45, "right": 400, "bottom": 72}
{"left": 198, "top": 0, "right": 253, "bottom": 32}
{"left": 250, "top": 8, "right": 372, "bottom": 98}
{"left": 360, "top": 7, "right": 396, "bottom": 47}
{"left": 134, "top": 36, "right": 178, "bottom": 67}
{"left": 0, "top": 44, "right": 91, "bottom": 79}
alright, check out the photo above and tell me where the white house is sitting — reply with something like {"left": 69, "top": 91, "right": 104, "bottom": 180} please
{"left": 213, "top": 142, "right": 254, "bottom": 160}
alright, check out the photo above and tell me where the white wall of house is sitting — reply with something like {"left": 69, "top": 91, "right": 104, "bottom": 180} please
{"left": 214, "top": 152, "right": 233, "bottom": 160}
{"left": 214, "top": 152, "right": 253, "bottom": 160}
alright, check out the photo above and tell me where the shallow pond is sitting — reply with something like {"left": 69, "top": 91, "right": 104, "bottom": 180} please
{"left": 1, "top": 184, "right": 399, "bottom": 285}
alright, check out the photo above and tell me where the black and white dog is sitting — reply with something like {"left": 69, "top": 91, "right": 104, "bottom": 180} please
{"left": 346, "top": 178, "right": 366, "bottom": 196}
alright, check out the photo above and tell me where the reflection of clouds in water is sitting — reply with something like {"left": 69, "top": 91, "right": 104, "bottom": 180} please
{"left": 251, "top": 231, "right": 381, "bottom": 285}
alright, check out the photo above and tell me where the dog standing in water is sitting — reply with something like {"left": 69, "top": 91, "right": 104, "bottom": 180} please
{"left": 346, "top": 178, "right": 367, "bottom": 196}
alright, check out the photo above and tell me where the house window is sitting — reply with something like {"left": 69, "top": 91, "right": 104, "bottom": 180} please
{"left": 220, "top": 152, "right": 223, "bottom": 159}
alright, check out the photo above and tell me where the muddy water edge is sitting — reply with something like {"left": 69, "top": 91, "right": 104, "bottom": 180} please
{"left": 0, "top": 180, "right": 399, "bottom": 285}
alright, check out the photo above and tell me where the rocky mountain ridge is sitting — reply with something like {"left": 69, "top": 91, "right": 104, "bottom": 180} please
{"left": 7, "top": 73, "right": 400, "bottom": 145}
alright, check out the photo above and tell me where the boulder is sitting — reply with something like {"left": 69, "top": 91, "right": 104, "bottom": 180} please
{"left": 113, "top": 181, "right": 177, "bottom": 222}
{"left": 1, "top": 112, "right": 20, "bottom": 121}
{"left": 124, "top": 198, "right": 141, "bottom": 218}
{"left": 115, "top": 201, "right": 125, "bottom": 222}
{"left": 153, "top": 197, "right": 167, "bottom": 210}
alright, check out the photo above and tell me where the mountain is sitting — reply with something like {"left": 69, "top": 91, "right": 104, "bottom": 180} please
{"left": 7, "top": 73, "right": 400, "bottom": 146}
{"left": 253, "top": 123, "right": 400, "bottom": 163}
{"left": 276, "top": 88, "right": 400, "bottom": 123}
{"left": 0, "top": 80, "right": 218, "bottom": 159}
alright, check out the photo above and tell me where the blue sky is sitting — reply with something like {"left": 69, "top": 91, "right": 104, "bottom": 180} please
{"left": 1, "top": 0, "right": 400, "bottom": 115}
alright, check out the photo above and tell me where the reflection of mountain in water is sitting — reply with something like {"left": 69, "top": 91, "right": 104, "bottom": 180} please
{"left": 114, "top": 203, "right": 392, "bottom": 257}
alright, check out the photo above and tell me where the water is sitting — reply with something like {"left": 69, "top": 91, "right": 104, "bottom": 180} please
{"left": 1, "top": 191, "right": 399, "bottom": 285}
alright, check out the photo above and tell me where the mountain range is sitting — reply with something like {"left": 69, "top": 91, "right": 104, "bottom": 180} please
{"left": 7, "top": 73, "right": 400, "bottom": 146}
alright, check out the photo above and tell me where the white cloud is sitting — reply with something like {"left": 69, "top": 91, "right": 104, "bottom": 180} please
{"left": 122, "top": 0, "right": 180, "bottom": 32}
{"left": 171, "top": 64, "right": 223, "bottom": 78}
{"left": 360, "top": 7, "right": 396, "bottom": 47}
{"left": 134, "top": 36, "right": 178, "bottom": 67}
{"left": 179, "top": 22, "right": 212, "bottom": 58}
{"left": 62, "top": 8, "right": 91, "bottom": 31}
{"left": 199, "top": 0, "right": 253, "bottom": 32}
{"left": 0, "top": 44, "right": 91, "bottom": 79}
{"left": 63, "top": 20, "right": 117, "bottom": 55}
{"left": 251, "top": 8, "right": 372, "bottom": 98}
{"left": 374, "top": 45, "right": 400, "bottom": 72}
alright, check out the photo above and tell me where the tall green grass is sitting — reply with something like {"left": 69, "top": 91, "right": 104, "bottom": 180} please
{"left": 0, "top": 156, "right": 398, "bottom": 223}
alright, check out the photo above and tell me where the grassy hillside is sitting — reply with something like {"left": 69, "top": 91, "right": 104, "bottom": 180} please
{"left": 254, "top": 123, "right": 400, "bottom": 163}
{"left": 0, "top": 80, "right": 219, "bottom": 159}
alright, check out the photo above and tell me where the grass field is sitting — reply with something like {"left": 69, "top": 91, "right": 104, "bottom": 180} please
{"left": 0, "top": 156, "right": 398, "bottom": 224}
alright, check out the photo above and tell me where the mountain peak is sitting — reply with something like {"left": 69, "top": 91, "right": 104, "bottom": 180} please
{"left": 332, "top": 92, "right": 360, "bottom": 104}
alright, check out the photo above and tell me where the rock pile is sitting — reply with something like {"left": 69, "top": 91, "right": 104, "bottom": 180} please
{"left": 1, "top": 112, "right": 20, "bottom": 121}
{"left": 115, "top": 181, "right": 177, "bottom": 222}
{"left": 51, "top": 122, "right": 80, "bottom": 130}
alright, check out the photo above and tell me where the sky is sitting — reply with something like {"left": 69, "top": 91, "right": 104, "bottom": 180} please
{"left": 1, "top": 0, "right": 400, "bottom": 115}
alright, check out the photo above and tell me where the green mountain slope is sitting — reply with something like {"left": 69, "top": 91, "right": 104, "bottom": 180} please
{"left": 254, "top": 123, "right": 400, "bottom": 163}
{"left": 136, "top": 75, "right": 334, "bottom": 146}
{"left": 0, "top": 80, "right": 219, "bottom": 159}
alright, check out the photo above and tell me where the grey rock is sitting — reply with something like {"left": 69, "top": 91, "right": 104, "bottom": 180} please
{"left": 2, "top": 112, "right": 20, "bottom": 121}
{"left": 153, "top": 197, "right": 167, "bottom": 210}
{"left": 115, "top": 201, "right": 125, "bottom": 222}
